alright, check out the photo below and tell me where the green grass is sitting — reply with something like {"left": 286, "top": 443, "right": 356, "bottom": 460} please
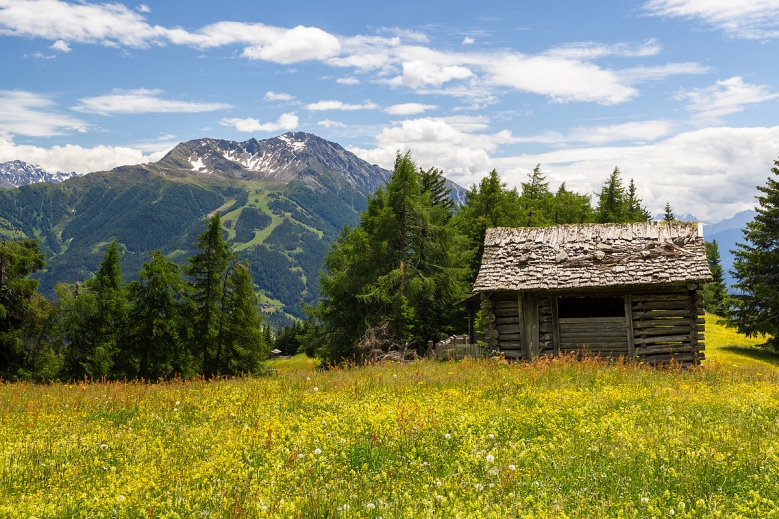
{"left": 704, "top": 313, "right": 778, "bottom": 370}
{"left": 2, "top": 319, "right": 778, "bottom": 518}
{"left": 266, "top": 353, "right": 318, "bottom": 372}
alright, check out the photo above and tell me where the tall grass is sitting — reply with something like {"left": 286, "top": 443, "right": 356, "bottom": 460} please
{"left": 1, "top": 317, "right": 777, "bottom": 518}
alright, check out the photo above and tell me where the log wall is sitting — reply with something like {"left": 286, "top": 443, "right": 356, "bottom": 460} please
{"left": 631, "top": 289, "right": 705, "bottom": 367}
{"left": 478, "top": 285, "right": 705, "bottom": 366}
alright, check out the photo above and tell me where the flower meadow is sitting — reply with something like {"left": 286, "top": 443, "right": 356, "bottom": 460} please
{"left": 2, "top": 321, "right": 779, "bottom": 518}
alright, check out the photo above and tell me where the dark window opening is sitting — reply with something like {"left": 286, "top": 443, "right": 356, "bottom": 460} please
{"left": 558, "top": 296, "right": 625, "bottom": 319}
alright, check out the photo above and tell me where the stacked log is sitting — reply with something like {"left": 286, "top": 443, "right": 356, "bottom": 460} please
{"left": 483, "top": 292, "right": 523, "bottom": 359}
{"left": 538, "top": 298, "right": 555, "bottom": 356}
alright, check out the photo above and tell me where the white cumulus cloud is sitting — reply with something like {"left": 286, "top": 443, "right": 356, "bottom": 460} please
{"left": 72, "top": 89, "right": 232, "bottom": 115}
{"left": 219, "top": 112, "right": 298, "bottom": 132}
{"left": 0, "top": 134, "right": 165, "bottom": 174}
{"left": 50, "top": 39, "right": 70, "bottom": 52}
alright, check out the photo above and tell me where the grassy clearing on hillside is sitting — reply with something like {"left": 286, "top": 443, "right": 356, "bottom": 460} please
{"left": 2, "top": 320, "right": 778, "bottom": 518}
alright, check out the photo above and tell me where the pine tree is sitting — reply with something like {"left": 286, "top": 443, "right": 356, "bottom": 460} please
{"left": 663, "top": 202, "right": 675, "bottom": 222}
{"left": 123, "top": 251, "right": 194, "bottom": 380}
{"left": 703, "top": 240, "right": 729, "bottom": 317}
{"left": 596, "top": 167, "right": 626, "bottom": 223}
{"left": 727, "top": 158, "right": 779, "bottom": 349}
{"left": 185, "top": 214, "right": 234, "bottom": 377}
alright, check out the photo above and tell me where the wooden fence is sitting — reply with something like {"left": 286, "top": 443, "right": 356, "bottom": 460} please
{"left": 434, "top": 335, "right": 487, "bottom": 360}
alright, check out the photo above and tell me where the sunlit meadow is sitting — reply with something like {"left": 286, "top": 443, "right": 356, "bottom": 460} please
{"left": 2, "top": 316, "right": 778, "bottom": 518}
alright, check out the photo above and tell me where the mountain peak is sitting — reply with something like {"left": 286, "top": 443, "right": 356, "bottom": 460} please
{"left": 0, "top": 160, "right": 79, "bottom": 188}
{"left": 157, "top": 132, "right": 390, "bottom": 194}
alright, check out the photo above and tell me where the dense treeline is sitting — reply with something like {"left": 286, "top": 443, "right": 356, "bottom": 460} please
{"left": 0, "top": 214, "right": 269, "bottom": 381}
{"left": 301, "top": 155, "right": 663, "bottom": 363}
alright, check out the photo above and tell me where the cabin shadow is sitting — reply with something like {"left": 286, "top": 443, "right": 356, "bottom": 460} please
{"left": 720, "top": 344, "right": 779, "bottom": 367}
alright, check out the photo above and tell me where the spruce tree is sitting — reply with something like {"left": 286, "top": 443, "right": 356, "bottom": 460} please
{"left": 552, "top": 183, "right": 593, "bottom": 224}
{"left": 703, "top": 240, "right": 729, "bottom": 317}
{"left": 663, "top": 202, "right": 675, "bottom": 222}
{"left": 521, "top": 164, "right": 553, "bottom": 226}
{"left": 596, "top": 167, "right": 626, "bottom": 223}
{"left": 185, "top": 214, "right": 234, "bottom": 377}
{"left": 60, "top": 240, "right": 127, "bottom": 380}
{"left": 625, "top": 179, "right": 652, "bottom": 221}
{"left": 0, "top": 239, "right": 50, "bottom": 380}
{"left": 453, "top": 169, "right": 524, "bottom": 280}
{"left": 727, "top": 158, "right": 779, "bottom": 348}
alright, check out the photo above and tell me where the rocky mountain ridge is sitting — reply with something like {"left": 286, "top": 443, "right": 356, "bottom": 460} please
{"left": 0, "top": 160, "right": 80, "bottom": 188}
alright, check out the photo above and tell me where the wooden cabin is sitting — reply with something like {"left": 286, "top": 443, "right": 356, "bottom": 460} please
{"left": 465, "top": 222, "right": 713, "bottom": 366}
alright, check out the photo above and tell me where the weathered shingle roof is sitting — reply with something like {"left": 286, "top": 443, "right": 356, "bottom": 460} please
{"left": 473, "top": 222, "right": 712, "bottom": 293}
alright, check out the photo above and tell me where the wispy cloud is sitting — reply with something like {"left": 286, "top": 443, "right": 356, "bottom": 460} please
{"left": 0, "top": 0, "right": 711, "bottom": 106}
{"left": 305, "top": 100, "right": 378, "bottom": 111}
{"left": 336, "top": 77, "right": 360, "bottom": 85}
{"left": 675, "top": 77, "right": 779, "bottom": 121}
{"left": 0, "top": 90, "right": 87, "bottom": 136}
{"left": 264, "top": 91, "right": 295, "bottom": 101}
{"left": 543, "top": 39, "right": 662, "bottom": 60}
{"left": 384, "top": 103, "right": 437, "bottom": 115}
{"left": 644, "top": 0, "right": 779, "bottom": 39}
{"left": 317, "top": 119, "right": 345, "bottom": 128}
{"left": 219, "top": 113, "right": 299, "bottom": 132}
{"left": 72, "top": 89, "right": 232, "bottom": 115}
{"left": 462, "top": 36, "right": 475, "bottom": 44}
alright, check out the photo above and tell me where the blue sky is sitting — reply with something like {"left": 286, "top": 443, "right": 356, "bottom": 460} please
{"left": 1, "top": 0, "right": 779, "bottom": 221}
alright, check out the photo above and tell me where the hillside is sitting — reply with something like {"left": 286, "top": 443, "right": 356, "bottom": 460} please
{"left": 0, "top": 132, "right": 465, "bottom": 328}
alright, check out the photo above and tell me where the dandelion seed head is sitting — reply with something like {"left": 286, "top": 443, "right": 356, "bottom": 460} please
{"left": 366, "top": 503, "right": 375, "bottom": 510}
{"left": 116, "top": 495, "right": 125, "bottom": 503}
{"left": 444, "top": 433, "right": 451, "bottom": 439}
{"left": 486, "top": 454, "right": 495, "bottom": 463}
{"left": 669, "top": 509, "right": 675, "bottom": 516}
{"left": 508, "top": 464, "right": 516, "bottom": 471}
{"left": 489, "top": 434, "right": 495, "bottom": 439}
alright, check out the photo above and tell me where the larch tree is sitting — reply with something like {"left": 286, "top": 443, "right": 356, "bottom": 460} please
{"left": 122, "top": 250, "right": 194, "bottom": 380}
{"left": 308, "top": 153, "right": 469, "bottom": 363}
{"left": 185, "top": 214, "right": 235, "bottom": 377}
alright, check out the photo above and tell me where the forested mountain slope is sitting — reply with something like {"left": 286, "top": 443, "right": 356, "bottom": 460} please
{"left": 0, "top": 132, "right": 459, "bottom": 328}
